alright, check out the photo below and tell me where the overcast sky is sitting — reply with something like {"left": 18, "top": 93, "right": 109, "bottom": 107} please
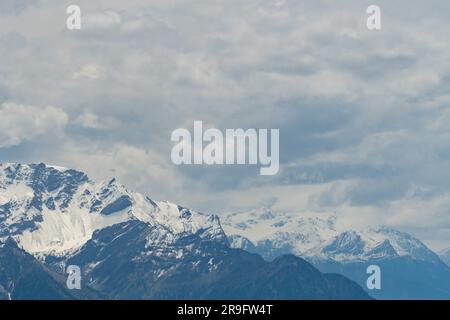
{"left": 1, "top": 0, "right": 450, "bottom": 250}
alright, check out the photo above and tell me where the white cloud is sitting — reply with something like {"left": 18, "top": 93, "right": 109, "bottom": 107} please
{"left": 73, "top": 112, "right": 119, "bottom": 129}
{"left": 54, "top": 142, "right": 188, "bottom": 202}
{"left": 72, "top": 64, "right": 102, "bottom": 80}
{"left": 0, "top": 102, "right": 68, "bottom": 148}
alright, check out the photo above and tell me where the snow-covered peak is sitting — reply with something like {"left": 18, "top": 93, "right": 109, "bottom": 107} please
{"left": 222, "top": 208, "right": 442, "bottom": 264}
{"left": 0, "top": 162, "right": 81, "bottom": 181}
{"left": 0, "top": 163, "right": 226, "bottom": 256}
{"left": 222, "top": 208, "right": 338, "bottom": 255}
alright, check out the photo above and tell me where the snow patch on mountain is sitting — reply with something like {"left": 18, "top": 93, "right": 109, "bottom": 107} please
{"left": 18, "top": 201, "right": 129, "bottom": 254}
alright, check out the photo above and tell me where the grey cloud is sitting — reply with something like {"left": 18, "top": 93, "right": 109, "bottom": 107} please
{"left": 2, "top": 0, "right": 450, "bottom": 248}
{"left": 0, "top": 102, "right": 68, "bottom": 148}
{"left": 0, "top": 0, "right": 40, "bottom": 15}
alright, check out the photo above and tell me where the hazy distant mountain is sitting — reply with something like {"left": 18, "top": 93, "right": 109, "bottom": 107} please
{"left": 0, "top": 163, "right": 370, "bottom": 300}
{"left": 440, "top": 248, "right": 450, "bottom": 267}
{"left": 223, "top": 207, "right": 450, "bottom": 299}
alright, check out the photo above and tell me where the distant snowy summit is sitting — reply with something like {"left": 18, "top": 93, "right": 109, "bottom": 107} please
{"left": 222, "top": 207, "right": 444, "bottom": 265}
{"left": 223, "top": 207, "right": 450, "bottom": 299}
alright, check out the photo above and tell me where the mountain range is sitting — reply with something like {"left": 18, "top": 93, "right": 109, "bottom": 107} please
{"left": 223, "top": 208, "right": 450, "bottom": 299}
{"left": 0, "top": 163, "right": 370, "bottom": 300}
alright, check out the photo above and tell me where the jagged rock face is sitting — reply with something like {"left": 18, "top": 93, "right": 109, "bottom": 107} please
{"left": 0, "top": 163, "right": 371, "bottom": 300}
